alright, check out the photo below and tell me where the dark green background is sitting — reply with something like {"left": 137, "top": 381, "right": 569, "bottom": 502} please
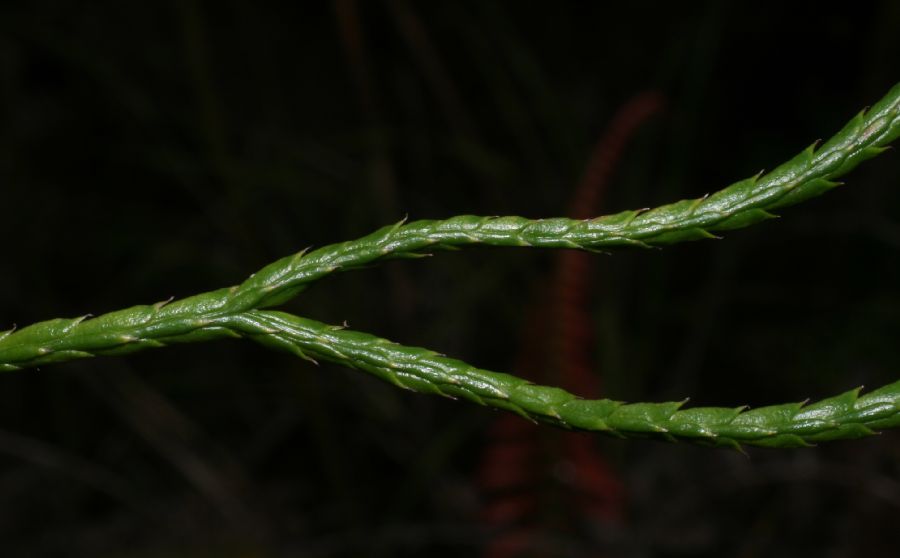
{"left": 1, "top": 1, "right": 899, "bottom": 556}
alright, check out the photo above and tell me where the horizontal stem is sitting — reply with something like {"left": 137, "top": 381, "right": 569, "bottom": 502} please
{"left": 1, "top": 84, "right": 899, "bottom": 449}
{"left": 2, "top": 83, "right": 898, "bottom": 370}
{"left": 242, "top": 81, "right": 900, "bottom": 308}
{"left": 244, "top": 311, "right": 900, "bottom": 449}
{"left": 8, "top": 305, "right": 898, "bottom": 448}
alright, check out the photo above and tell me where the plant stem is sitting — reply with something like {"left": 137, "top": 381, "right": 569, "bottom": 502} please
{"left": 246, "top": 311, "right": 900, "bottom": 449}
{"left": 3, "top": 82, "right": 898, "bottom": 371}
{"left": 0, "top": 84, "right": 899, "bottom": 449}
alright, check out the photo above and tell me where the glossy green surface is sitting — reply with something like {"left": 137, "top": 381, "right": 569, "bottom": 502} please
{"left": 249, "top": 311, "right": 900, "bottom": 448}
{"left": 1, "top": 82, "right": 899, "bottom": 447}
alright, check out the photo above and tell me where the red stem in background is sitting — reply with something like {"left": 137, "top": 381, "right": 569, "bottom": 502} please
{"left": 478, "top": 91, "right": 664, "bottom": 557}
{"left": 553, "top": 91, "right": 665, "bottom": 397}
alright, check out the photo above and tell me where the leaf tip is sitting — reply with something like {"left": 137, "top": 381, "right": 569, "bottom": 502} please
{"left": 804, "top": 140, "right": 821, "bottom": 158}
{"left": 152, "top": 296, "right": 175, "bottom": 311}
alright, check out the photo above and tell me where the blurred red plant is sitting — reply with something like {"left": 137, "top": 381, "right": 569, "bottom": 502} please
{"left": 477, "top": 91, "right": 665, "bottom": 557}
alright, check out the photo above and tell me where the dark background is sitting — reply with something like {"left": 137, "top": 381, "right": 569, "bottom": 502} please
{"left": 1, "top": 1, "right": 900, "bottom": 556}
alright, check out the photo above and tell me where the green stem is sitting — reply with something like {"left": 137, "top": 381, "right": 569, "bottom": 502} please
{"left": 246, "top": 311, "right": 900, "bottom": 449}
{"left": 241, "top": 81, "right": 900, "bottom": 308}
{"left": 0, "top": 84, "right": 899, "bottom": 449}
{"left": 7, "top": 305, "right": 898, "bottom": 448}
{"left": 3, "top": 83, "right": 897, "bottom": 373}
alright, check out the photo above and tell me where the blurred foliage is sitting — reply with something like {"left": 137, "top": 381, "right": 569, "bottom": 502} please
{"left": 1, "top": 1, "right": 899, "bottom": 556}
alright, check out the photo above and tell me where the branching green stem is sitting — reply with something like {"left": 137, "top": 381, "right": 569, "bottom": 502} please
{"left": 1, "top": 83, "right": 899, "bottom": 448}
